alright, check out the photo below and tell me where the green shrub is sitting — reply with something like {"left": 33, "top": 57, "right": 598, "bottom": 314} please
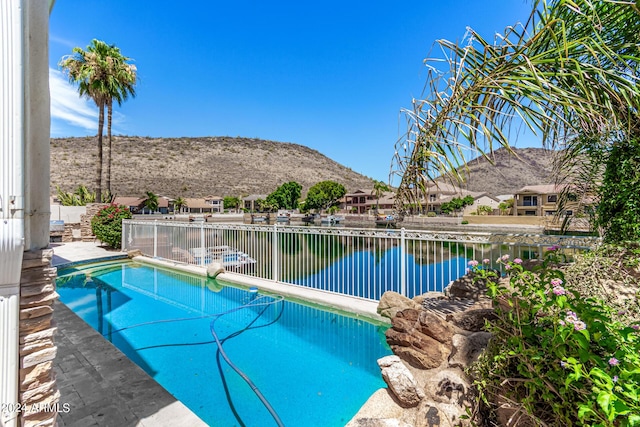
{"left": 426, "top": 211, "right": 436, "bottom": 217}
{"left": 461, "top": 220, "right": 469, "bottom": 224}
{"left": 468, "top": 251, "right": 640, "bottom": 426}
{"left": 91, "top": 204, "right": 132, "bottom": 248}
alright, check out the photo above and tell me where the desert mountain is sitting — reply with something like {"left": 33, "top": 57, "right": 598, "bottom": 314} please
{"left": 51, "top": 137, "right": 556, "bottom": 200}
{"left": 453, "top": 147, "right": 557, "bottom": 196}
{"left": 50, "top": 136, "right": 376, "bottom": 199}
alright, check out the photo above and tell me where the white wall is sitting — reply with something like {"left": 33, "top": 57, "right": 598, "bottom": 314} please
{"left": 50, "top": 205, "right": 86, "bottom": 223}
{"left": 463, "top": 195, "right": 501, "bottom": 215}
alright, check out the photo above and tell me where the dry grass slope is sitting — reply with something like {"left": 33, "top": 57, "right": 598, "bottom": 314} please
{"left": 455, "top": 147, "right": 557, "bottom": 196}
{"left": 51, "top": 137, "right": 556, "bottom": 200}
{"left": 50, "top": 136, "right": 376, "bottom": 198}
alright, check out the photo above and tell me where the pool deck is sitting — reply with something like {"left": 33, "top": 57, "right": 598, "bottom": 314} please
{"left": 51, "top": 242, "right": 207, "bottom": 427}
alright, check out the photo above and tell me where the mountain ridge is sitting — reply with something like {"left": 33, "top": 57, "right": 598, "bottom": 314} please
{"left": 50, "top": 136, "right": 376, "bottom": 199}
{"left": 454, "top": 147, "right": 557, "bottom": 196}
{"left": 50, "top": 137, "right": 556, "bottom": 200}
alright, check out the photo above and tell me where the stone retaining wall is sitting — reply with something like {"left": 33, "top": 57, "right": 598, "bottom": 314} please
{"left": 19, "top": 249, "right": 59, "bottom": 427}
{"left": 80, "top": 203, "right": 107, "bottom": 242}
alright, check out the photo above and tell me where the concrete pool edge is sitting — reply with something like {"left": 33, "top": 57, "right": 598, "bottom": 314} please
{"left": 132, "top": 255, "right": 390, "bottom": 325}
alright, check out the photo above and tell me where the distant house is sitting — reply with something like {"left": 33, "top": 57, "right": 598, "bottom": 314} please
{"left": 512, "top": 184, "right": 566, "bottom": 216}
{"left": 408, "top": 182, "right": 499, "bottom": 215}
{"left": 112, "top": 196, "right": 145, "bottom": 213}
{"left": 243, "top": 194, "right": 268, "bottom": 212}
{"left": 364, "top": 191, "right": 396, "bottom": 213}
{"left": 184, "top": 196, "right": 224, "bottom": 214}
{"left": 343, "top": 189, "right": 376, "bottom": 214}
{"left": 387, "top": 182, "right": 499, "bottom": 215}
{"left": 112, "top": 196, "right": 172, "bottom": 214}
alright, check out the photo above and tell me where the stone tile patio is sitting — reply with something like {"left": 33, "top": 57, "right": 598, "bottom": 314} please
{"left": 52, "top": 243, "right": 206, "bottom": 427}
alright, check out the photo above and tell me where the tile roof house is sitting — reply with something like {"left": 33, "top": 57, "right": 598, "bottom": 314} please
{"left": 342, "top": 183, "right": 499, "bottom": 215}
{"left": 512, "top": 184, "right": 566, "bottom": 216}
{"left": 183, "top": 196, "right": 224, "bottom": 214}
{"left": 343, "top": 189, "right": 395, "bottom": 214}
{"left": 112, "top": 196, "right": 172, "bottom": 214}
{"left": 416, "top": 182, "right": 500, "bottom": 215}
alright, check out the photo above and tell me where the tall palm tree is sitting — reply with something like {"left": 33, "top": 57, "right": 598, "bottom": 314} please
{"left": 104, "top": 45, "right": 136, "bottom": 195}
{"left": 60, "top": 40, "right": 114, "bottom": 202}
{"left": 391, "top": 0, "right": 640, "bottom": 241}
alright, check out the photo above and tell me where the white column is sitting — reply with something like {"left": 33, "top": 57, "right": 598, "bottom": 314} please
{"left": 0, "top": 2, "right": 50, "bottom": 426}
{"left": 0, "top": 2, "right": 26, "bottom": 426}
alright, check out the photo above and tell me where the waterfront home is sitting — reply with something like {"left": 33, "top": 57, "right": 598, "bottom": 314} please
{"left": 243, "top": 194, "right": 268, "bottom": 212}
{"left": 512, "top": 184, "right": 572, "bottom": 216}
{"left": 112, "top": 195, "right": 173, "bottom": 214}
{"left": 343, "top": 189, "right": 396, "bottom": 214}
{"left": 183, "top": 196, "right": 224, "bottom": 214}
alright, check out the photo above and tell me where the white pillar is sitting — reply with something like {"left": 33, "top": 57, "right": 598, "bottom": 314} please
{"left": 0, "top": 2, "right": 50, "bottom": 426}
{"left": 0, "top": 3, "right": 26, "bottom": 425}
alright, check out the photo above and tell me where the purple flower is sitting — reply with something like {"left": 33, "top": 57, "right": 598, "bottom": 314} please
{"left": 564, "top": 311, "right": 581, "bottom": 329}
{"left": 505, "top": 264, "right": 512, "bottom": 270}
{"left": 514, "top": 258, "right": 523, "bottom": 264}
{"left": 553, "top": 286, "right": 566, "bottom": 296}
{"left": 501, "top": 254, "right": 510, "bottom": 262}
{"left": 631, "top": 324, "right": 640, "bottom": 330}
{"left": 547, "top": 245, "right": 560, "bottom": 252}
{"left": 558, "top": 320, "right": 566, "bottom": 326}
{"left": 560, "top": 361, "right": 568, "bottom": 368}
{"left": 468, "top": 260, "right": 479, "bottom": 267}
{"left": 550, "top": 278, "right": 563, "bottom": 287}
{"left": 482, "top": 258, "right": 490, "bottom": 264}
{"left": 612, "top": 375, "right": 618, "bottom": 383}
{"left": 573, "top": 321, "right": 586, "bottom": 331}
{"left": 609, "top": 357, "right": 619, "bottom": 366}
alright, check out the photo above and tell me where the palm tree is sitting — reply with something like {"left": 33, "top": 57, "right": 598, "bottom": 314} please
{"left": 143, "top": 191, "right": 159, "bottom": 214}
{"left": 104, "top": 45, "right": 136, "bottom": 196}
{"left": 372, "top": 180, "right": 390, "bottom": 212}
{"left": 173, "top": 197, "right": 186, "bottom": 214}
{"left": 391, "top": 0, "right": 640, "bottom": 242}
{"left": 60, "top": 40, "right": 114, "bottom": 202}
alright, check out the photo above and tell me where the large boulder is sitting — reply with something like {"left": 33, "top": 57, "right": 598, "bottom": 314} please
{"left": 378, "top": 355, "right": 425, "bottom": 408}
{"left": 378, "top": 292, "right": 422, "bottom": 319}
{"left": 446, "top": 306, "right": 496, "bottom": 332}
{"left": 415, "top": 368, "right": 477, "bottom": 427}
{"left": 448, "top": 332, "right": 492, "bottom": 369}
{"left": 385, "top": 309, "right": 457, "bottom": 369}
{"left": 444, "top": 273, "right": 489, "bottom": 300}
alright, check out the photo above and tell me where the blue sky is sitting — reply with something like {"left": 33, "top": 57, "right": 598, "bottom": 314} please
{"left": 49, "top": 1, "right": 536, "bottom": 183}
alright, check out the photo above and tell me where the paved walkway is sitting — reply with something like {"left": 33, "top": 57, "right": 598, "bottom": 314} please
{"left": 51, "top": 242, "right": 206, "bottom": 427}
{"left": 51, "top": 241, "right": 127, "bottom": 267}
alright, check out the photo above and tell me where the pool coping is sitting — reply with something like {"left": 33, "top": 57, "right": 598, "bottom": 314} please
{"left": 54, "top": 253, "right": 129, "bottom": 269}
{"left": 132, "top": 255, "right": 390, "bottom": 325}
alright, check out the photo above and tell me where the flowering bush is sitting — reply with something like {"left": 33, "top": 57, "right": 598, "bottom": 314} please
{"left": 468, "top": 250, "right": 640, "bottom": 426}
{"left": 90, "top": 204, "right": 132, "bottom": 248}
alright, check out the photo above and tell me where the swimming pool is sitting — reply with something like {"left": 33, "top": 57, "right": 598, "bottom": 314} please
{"left": 56, "top": 261, "right": 391, "bottom": 426}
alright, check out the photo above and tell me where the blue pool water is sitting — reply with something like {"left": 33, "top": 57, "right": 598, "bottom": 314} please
{"left": 56, "top": 261, "right": 391, "bottom": 426}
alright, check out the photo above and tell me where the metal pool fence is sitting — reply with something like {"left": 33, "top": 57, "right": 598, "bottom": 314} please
{"left": 121, "top": 220, "right": 599, "bottom": 301}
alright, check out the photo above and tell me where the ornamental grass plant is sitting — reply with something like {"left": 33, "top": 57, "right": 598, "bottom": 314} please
{"left": 468, "top": 248, "right": 640, "bottom": 426}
